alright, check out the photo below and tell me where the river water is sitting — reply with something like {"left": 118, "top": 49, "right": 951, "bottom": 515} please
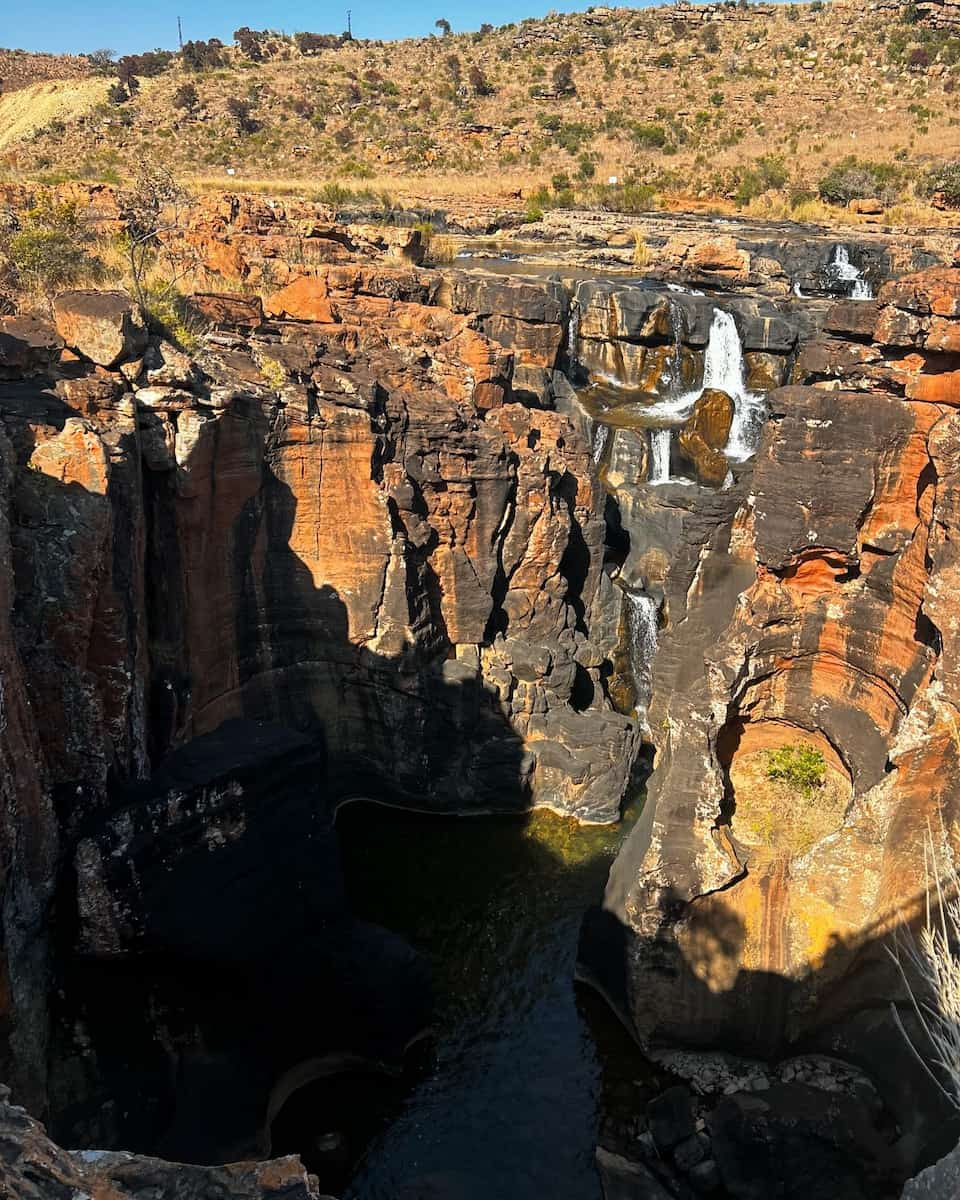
{"left": 328, "top": 795, "right": 650, "bottom": 1199}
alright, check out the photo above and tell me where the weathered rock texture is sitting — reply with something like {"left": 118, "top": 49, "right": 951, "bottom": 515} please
{"left": 0, "top": 1089, "right": 325, "bottom": 1200}
{"left": 0, "top": 261, "right": 638, "bottom": 1136}
{"left": 583, "top": 267, "right": 960, "bottom": 1174}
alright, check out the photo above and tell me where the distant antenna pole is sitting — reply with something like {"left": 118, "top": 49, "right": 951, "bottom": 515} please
{"left": 177, "top": 15, "right": 183, "bottom": 48}
{"left": 347, "top": 9, "right": 352, "bottom": 36}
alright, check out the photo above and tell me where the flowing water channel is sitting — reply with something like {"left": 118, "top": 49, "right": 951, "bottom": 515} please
{"left": 323, "top": 796, "right": 651, "bottom": 1199}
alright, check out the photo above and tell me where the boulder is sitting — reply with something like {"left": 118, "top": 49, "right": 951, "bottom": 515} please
{"left": 0, "top": 1091, "right": 325, "bottom": 1200}
{"left": 678, "top": 388, "right": 733, "bottom": 485}
{"left": 188, "top": 291, "right": 264, "bottom": 329}
{"left": 265, "top": 274, "right": 338, "bottom": 323}
{"left": 688, "top": 236, "right": 751, "bottom": 279}
{"left": 848, "top": 197, "right": 884, "bottom": 215}
{"left": 647, "top": 1085, "right": 696, "bottom": 1151}
{"left": 53, "top": 289, "right": 147, "bottom": 367}
{"left": 0, "top": 314, "right": 63, "bottom": 375}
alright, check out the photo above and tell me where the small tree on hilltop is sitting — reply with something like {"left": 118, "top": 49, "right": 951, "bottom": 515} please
{"left": 173, "top": 82, "right": 200, "bottom": 111}
{"left": 117, "top": 167, "right": 198, "bottom": 319}
{"left": 435, "top": 17, "right": 452, "bottom": 36}
{"left": 226, "top": 96, "right": 258, "bottom": 134}
{"left": 86, "top": 48, "right": 115, "bottom": 71}
{"left": 553, "top": 60, "right": 576, "bottom": 95}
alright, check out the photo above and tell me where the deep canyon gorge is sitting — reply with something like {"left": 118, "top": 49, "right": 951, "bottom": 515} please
{"left": 2, "top": 176, "right": 960, "bottom": 1200}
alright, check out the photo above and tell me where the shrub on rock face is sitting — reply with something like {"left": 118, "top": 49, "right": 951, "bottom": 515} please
{"left": 4, "top": 197, "right": 102, "bottom": 297}
{"left": 924, "top": 162, "right": 960, "bottom": 208}
{"left": 764, "top": 744, "right": 826, "bottom": 797}
{"left": 818, "top": 155, "right": 902, "bottom": 207}
{"left": 173, "top": 82, "right": 199, "bottom": 111}
{"left": 468, "top": 64, "right": 494, "bottom": 95}
{"left": 553, "top": 60, "right": 576, "bottom": 95}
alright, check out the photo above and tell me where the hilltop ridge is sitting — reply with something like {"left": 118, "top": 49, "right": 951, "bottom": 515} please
{"left": 3, "top": 1, "right": 960, "bottom": 221}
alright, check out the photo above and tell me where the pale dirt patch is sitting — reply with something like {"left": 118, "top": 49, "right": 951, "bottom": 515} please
{"left": 730, "top": 748, "right": 852, "bottom": 858}
{"left": 0, "top": 78, "right": 111, "bottom": 151}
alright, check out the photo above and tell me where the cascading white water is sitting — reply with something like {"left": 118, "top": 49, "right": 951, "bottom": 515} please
{"left": 648, "top": 427, "right": 672, "bottom": 484}
{"left": 567, "top": 303, "right": 580, "bottom": 371}
{"left": 663, "top": 297, "right": 686, "bottom": 397}
{"left": 624, "top": 590, "right": 658, "bottom": 703}
{"left": 699, "top": 309, "right": 767, "bottom": 462}
{"left": 592, "top": 422, "right": 609, "bottom": 464}
{"left": 642, "top": 306, "right": 764, "bottom": 475}
{"left": 829, "top": 245, "right": 873, "bottom": 300}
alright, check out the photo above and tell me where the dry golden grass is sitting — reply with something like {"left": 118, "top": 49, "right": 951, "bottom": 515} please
{"left": 0, "top": 77, "right": 112, "bottom": 152}
{"left": 631, "top": 231, "right": 650, "bottom": 267}
{"left": 4, "top": 1, "right": 960, "bottom": 222}
{"left": 731, "top": 748, "right": 851, "bottom": 859}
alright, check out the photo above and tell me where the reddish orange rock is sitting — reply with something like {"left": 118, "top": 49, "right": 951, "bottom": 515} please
{"left": 264, "top": 275, "right": 338, "bottom": 323}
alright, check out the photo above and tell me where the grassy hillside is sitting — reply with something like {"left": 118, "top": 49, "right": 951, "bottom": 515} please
{"left": 3, "top": 1, "right": 960, "bottom": 217}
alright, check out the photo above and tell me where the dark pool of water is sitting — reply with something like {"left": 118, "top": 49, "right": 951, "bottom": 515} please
{"left": 322, "top": 796, "right": 651, "bottom": 1200}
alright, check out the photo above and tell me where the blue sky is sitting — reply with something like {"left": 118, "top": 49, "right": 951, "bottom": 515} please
{"left": 6, "top": 0, "right": 639, "bottom": 56}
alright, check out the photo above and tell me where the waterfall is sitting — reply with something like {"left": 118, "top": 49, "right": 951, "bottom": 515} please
{"left": 592, "top": 422, "right": 609, "bottom": 464}
{"left": 567, "top": 302, "right": 580, "bottom": 372}
{"left": 625, "top": 590, "right": 658, "bottom": 705}
{"left": 664, "top": 298, "right": 686, "bottom": 397}
{"left": 829, "top": 245, "right": 873, "bottom": 300}
{"left": 637, "top": 308, "right": 764, "bottom": 461}
{"left": 648, "top": 427, "right": 672, "bottom": 484}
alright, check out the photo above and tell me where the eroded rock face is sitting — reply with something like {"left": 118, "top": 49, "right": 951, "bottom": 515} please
{"left": 583, "top": 267, "right": 960, "bottom": 1172}
{"left": 0, "top": 263, "right": 640, "bottom": 1127}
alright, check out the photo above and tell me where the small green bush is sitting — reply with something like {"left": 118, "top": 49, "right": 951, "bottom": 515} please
{"left": 765, "top": 744, "right": 826, "bottom": 797}
{"left": 5, "top": 196, "right": 103, "bottom": 296}
{"left": 817, "top": 155, "right": 902, "bottom": 206}
{"left": 924, "top": 161, "right": 960, "bottom": 207}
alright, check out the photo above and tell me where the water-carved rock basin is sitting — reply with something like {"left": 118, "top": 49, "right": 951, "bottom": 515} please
{"left": 329, "top": 797, "right": 651, "bottom": 1199}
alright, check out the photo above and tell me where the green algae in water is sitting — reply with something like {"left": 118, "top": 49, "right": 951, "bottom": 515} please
{"left": 332, "top": 793, "right": 650, "bottom": 1200}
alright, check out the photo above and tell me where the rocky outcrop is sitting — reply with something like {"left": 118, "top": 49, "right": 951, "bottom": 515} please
{"left": 582, "top": 266, "right": 960, "bottom": 1180}
{"left": 572, "top": 280, "right": 799, "bottom": 393}
{"left": 52, "top": 290, "right": 147, "bottom": 367}
{"left": 0, "top": 1089, "right": 325, "bottom": 1199}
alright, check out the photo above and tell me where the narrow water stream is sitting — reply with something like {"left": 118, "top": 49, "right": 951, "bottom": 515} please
{"left": 328, "top": 795, "right": 650, "bottom": 1199}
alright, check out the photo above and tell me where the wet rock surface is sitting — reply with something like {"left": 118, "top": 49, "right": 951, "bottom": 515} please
{"left": 0, "top": 1089, "right": 327, "bottom": 1200}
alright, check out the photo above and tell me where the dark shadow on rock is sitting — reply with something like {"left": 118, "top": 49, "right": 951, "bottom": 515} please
{"left": 578, "top": 883, "right": 960, "bottom": 1199}
{"left": 22, "top": 390, "right": 546, "bottom": 1190}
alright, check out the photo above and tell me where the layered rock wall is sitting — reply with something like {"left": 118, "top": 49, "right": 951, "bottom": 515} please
{"left": 586, "top": 268, "right": 960, "bottom": 1167}
{"left": 0, "top": 264, "right": 639, "bottom": 1119}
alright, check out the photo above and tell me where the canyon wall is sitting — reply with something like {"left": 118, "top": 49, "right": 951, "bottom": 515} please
{"left": 584, "top": 268, "right": 960, "bottom": 1168}
{"left": 0, "top": 263, "right": 638, "bottom": 1132}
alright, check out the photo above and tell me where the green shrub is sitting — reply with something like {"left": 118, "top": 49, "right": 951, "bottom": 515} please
{"left": 765, "top": 744, "right": 826, "bottom": 797}
{"left": 592, "top": 180, "right": 656, "bottom": 213}
{"left": 923, "top": 161, "right": 960, "bottom": 207}
{"left": 5, "top": 196, "right": 103, "bottom": 296}
{"left": 631, "top": 122, "right": 668, "bottom": 149}
{"left": 817, "top": 155, "right": 902, "bottom": 206}
{"left": 523, "top": 198, "right": 544, "bottom": 223}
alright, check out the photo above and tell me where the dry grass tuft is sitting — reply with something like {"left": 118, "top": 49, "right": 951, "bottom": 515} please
{"left": 890, "top": 822, "right": 960, "bottom": 1110}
